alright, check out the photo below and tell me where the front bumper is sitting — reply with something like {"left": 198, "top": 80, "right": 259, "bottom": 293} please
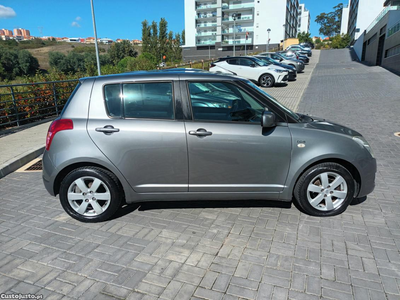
{"left": 357, "top": 157, "right": 377, "bottom": 198}
{"left": 288, "top": 71, "right": 296, "bottom": 80}
{"left": 277, "top": 74, "right": 289, "bottom": 83}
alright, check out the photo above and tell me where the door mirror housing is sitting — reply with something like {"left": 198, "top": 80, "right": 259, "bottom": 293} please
{"left": 261, "top": 110, "right": 276, "bottom": 128}
{"left": 250, "top": 63, "right": 256, "bottom": 68}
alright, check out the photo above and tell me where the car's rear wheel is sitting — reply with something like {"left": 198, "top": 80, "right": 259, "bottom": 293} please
{"left": 294, "top": 163, "right": 355, "bottom": 217}
{"left": 259, "top": 74, "right": 275, "bottom": 88}
{"left": 59, "top": 167, "right": 122, "bottom": 222}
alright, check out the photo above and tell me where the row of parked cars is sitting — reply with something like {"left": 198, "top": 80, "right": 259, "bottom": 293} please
{"left": 209, "top": 43, "right": 312, "bottom": 88}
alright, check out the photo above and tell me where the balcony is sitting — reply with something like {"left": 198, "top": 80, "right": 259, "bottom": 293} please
{"left": 196, "top": 22, "right": 217, "bottom": 28}
{"left": 222, "top": 27, "right": 254, "bottom": 34}
{"left": 222, "top": 15, "right": 253, "bottom": 22}
{"left": 196, "top": 3, "right": 217, "bottom": 10}
{"left": 221, "top": 2, "right": 254, "bottom": 11}
{"left": 196, "top": 39, "right": 216, "bottom": 45}
{"left": 196, "top": 31, "right": 217, "bottom": 37}
{"left": 196, "top": 11, "right": 217, "bottom": 20}
{"left": 222, "top": 38, "right": 253, "bottom": 45}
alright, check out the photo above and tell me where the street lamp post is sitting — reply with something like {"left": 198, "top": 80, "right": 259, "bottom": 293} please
{"left": 267, "top": 28, "right": 271, "bottom": 52}
{"left": 90, "top": 0, "right": 101, "bottom": 76}
{"left": 232, "top": 13, "right": 237, "bottom": 56}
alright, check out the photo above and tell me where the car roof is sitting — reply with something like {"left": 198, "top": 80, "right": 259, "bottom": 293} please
{"left": 80, "top": 68, "right": 240, "bottom": 83}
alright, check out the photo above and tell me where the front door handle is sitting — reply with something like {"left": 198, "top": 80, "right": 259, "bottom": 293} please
{"left": 95, "top": 125, "right": 120, "bottom": 134}
{"left": 189, "top": 128, "right": 212, "bottom": 137}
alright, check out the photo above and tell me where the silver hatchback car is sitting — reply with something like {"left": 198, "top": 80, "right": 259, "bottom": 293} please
{"left": 43, "top": 70, "right": 376, "bottom": 222}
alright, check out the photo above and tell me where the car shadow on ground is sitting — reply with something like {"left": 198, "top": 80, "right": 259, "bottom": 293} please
{"left": 110, "top": 200, "right": 292, "bottom": 220}
{"left": 110, "top": 196, "right": 368, "bottom": 220}
{"left": 273, "top": 83, "right": 289, "bottom": 88}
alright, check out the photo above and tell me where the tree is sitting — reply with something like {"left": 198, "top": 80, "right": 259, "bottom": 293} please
{"left": 0, "top": 48, "right": 39, "bottom": 80}
{"left": 141, "top": 20, "right": 151, "bottom": 53}
{"left": 297, "top": 32, "right": 313, "bottom": 44}
{"left": 331, "top": 34, "right": 350, "bottom": 49}
{"left": 108, "top": 40, "right": 137, "bottom": 65}
{"left": 182, "top": 30, "right": 185, "bottom": 46}
{"left": 315, "top": 3, "right": 343, "bottom": 37}
{"left": 159, "top": 18, "right": 168, "bottom": 59}
{"left": 150, "top": 21, "right": 159, "bottom": 59}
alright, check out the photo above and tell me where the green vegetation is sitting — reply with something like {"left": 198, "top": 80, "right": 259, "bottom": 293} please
{"left": 0, "top": 18, "right": 184, "bottom": 85}
{"left": 0, "top": 47, "right": 39, "bottom": 81}
{"left": 315, "top": 3, "right": 343, "bottom": 37}
{"left": 330, "top": 34, "right": 351, "bottom": 49}
{"left": 141, "top": 18, "right": 183, "bottom": 64}
{"left": 297, "top": 32, "right": 313, "bottom": 44}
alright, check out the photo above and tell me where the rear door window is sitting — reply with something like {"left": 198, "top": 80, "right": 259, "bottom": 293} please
{"left": 122, "top": 83, "right": 174, "bottom": 119}
{"left": 104, "top": 82, "right": 174, "bottom": 120}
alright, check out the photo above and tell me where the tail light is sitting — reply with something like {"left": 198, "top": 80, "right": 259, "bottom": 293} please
{"left": 46, "top": 119, "right": 73, "bottom": 151}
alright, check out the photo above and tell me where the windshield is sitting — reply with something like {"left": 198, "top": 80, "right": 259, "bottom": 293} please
{"left": 254, "top": 57, "right": 272, "bottom": 66}
{"left": 242, "top": 79, "right": 301, "bottom": 122}
{"left": 252, "top": 57, "right": 271, "bottom": 67}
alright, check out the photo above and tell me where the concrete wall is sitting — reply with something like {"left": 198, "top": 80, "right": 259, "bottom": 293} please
{"left": 353, "top": 32, "right": 365, "bottom": 61}
{"left": 184, "top": 0, "right": 196, "bottom": 47}
{"left": 382, "top": 11, "right": 400, "bottom": 74}
{"left": 182, "top": 43, "right": 280, "bottom": 61}
{"left": 341, "top": 6, "right": 349, "bottom": 35}
{"left": 254, "top": 0, "right": 286, "bottom": 44}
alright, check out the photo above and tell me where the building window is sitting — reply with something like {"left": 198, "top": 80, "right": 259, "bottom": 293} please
{"left": 388, "top": 21, "right": 400, "bottom": 38}
{"left": 386, "top": 44, "right": 400, "bottom": 58}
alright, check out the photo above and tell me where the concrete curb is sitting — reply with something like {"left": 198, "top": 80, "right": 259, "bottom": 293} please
{"left": 0, "top": 145, "right": 45, "bottom": 179}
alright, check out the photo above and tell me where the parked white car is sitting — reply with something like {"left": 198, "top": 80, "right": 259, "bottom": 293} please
{"left": 209, "top": 56, "right": 289, "bottom": 87}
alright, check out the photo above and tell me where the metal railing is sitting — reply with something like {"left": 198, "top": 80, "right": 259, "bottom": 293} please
{"left": 366, "top": 5, "right": 400, "bottom": 34}
{"left": 0, "top": 79, "right": 78, "bottom": 129}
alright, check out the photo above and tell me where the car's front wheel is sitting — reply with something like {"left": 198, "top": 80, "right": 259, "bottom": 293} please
{"left": 259, "top": 74, "right": 275, "bottom": 88}
{"left": 59, "top": 167, "right": 122, "bottom": 222}
{"left": 294, "top": 163, "right": 355, "bottom": 217}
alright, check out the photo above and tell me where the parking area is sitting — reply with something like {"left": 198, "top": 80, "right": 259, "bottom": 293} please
{"left": 1, "top": 49, "right": 400, "bottom": 300}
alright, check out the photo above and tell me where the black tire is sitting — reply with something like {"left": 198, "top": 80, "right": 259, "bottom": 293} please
{"left": 259, "top": 73, "right": 275, "bottom": 88}
{"left": 59, "top": 167, "right": 122, "bottom": 222}
{"left": 294, "top": 163, "right": 355, "bottom": 217}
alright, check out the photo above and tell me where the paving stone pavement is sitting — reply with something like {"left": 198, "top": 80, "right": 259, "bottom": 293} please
{"left": 1, "top": 49, "right": 400, "bottom": 299}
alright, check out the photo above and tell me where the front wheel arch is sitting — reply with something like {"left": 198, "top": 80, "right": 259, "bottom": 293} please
{"left": 258, "top": 73, "right": 275, "bottom": 87}
{"left": 294, "top": 162, "right": 356, "bottom": 216}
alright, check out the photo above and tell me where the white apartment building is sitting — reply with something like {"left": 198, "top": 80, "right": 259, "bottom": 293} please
{"left": 341, "top": 5, "right": 349, "bottom": 34}
{"left": 348, "top": 0, "right": 386, "bottom": 42}
{"left": 297, "top": 4, "right": 310, "bottom": 34}
{"left": 184, "top": 0, "right": 299, "bottom": 60}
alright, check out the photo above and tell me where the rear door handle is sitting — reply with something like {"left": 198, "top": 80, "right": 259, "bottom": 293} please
{"left": 95, "top": 125, "right": 120, "bottom": 134}
{"left": 189, "top": 128, "right": 212, "bottom": 137}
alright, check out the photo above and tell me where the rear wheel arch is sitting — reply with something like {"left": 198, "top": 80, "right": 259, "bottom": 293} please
{"left": 53, "top": 162, "right": 125, "bottom": 198}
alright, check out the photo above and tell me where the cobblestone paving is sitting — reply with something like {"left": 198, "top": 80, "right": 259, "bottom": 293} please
{"left": 1, "top": 49, "right": 400, "bottom": 299}
{"left": 264, "top": 51, "right": 320, "bottom": 112}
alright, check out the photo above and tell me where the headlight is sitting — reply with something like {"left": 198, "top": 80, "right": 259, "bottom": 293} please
{"left": 273, "top": 69, "right": 286, "bottom": 73}
{"left": 353, "top": 136, "right": 374, "bottom": 157}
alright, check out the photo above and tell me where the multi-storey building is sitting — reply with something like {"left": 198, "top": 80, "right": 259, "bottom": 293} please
{"left": 348, "top": 0, "right": 385, "bottom": 43}
{"left": 297, "top": 4, "right": 310, "bottom": 34}
{"left": 352, "top": 0, "right": 400, "bottom": 74}
{"left": 184, "top": 0, "right": 299, "bottom": 60}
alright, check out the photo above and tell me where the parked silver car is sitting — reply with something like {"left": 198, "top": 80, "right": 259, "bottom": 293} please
{"left": 43, "top": 70, "right": 376, "bottom": 222}
{"left": 258, "top": 52, "right": 305, "bottom": 73}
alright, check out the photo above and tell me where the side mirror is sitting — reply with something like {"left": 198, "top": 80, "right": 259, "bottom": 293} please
{"left": 279, "top": 58, "right": 283, "bottom": 62}
{"left": 250, "top": 63, "right": 256, "bottom": 68}
{"left": 261, "top": 110, "right": 276, "bottom": 128}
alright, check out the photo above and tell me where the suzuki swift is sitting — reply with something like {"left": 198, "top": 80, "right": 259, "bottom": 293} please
{"left": 43, "top": 70, "right": 376, "bottom": 222}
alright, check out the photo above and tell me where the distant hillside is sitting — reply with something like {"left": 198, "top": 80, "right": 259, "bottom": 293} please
{"left": 27, "top": 42, "right": 111, "bottom": 70}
